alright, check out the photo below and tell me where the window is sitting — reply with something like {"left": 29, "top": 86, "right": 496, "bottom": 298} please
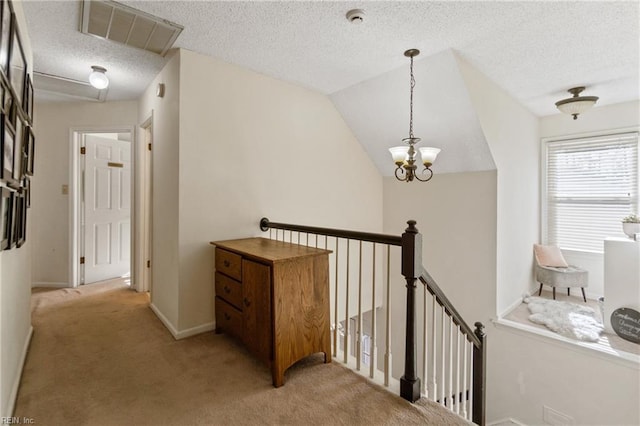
{"left": 543, "top": 131, "right": 639, "bottom": 253}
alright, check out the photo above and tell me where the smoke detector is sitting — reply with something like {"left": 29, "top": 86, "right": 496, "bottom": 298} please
{"left": 346, "top": 9, "right": 365, "bottom": 24}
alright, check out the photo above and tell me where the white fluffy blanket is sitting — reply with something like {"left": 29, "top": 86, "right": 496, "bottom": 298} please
{"left": 524, "top": 296, "right": 604, "bottom": 342}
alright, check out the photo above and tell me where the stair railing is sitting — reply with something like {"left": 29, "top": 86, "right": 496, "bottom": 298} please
{"left": 259, "top": 217, "right": 485, "bottom": 425}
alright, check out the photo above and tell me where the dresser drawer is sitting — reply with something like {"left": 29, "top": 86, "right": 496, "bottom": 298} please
{"left": 215, "top": 248, "right": 242, "bottom": 281}
{"left": 215, "top": 272, "right": 242, "bottom": 310}
{"left": 215, "top": 297, "right": 242, "bottom": 340}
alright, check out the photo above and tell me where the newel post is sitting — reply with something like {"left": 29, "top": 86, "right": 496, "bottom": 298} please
{"left": 472, "top": 322, "right": 486, "bottom": 426}
{"left": 400, "top": 220, "right": 422, "bottom": 402}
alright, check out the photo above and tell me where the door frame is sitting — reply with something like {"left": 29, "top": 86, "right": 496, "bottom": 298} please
{"left": 69, "top": 125, "right": 136, "bottom": 288}
{"left": 137, "top": 115, "right": 153, "bottom": 293}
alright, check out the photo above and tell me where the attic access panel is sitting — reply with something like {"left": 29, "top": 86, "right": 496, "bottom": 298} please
{"left": 80, "top": 0, "right": 183, "bottom": 56}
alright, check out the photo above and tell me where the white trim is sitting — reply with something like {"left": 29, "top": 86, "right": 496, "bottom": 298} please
{"left": 492, "top": 318, "right": 640, "bottom": 369}
{"left": 7, "top": 326, "right": 33, "bottom": 417}
{"left": 149, "top": 303, "right": 179, "bottom": 337}
{"left": 174, "top": 322, "right": 215, "bottom": 340}
{"left": 69, "top": 126, "right": 136, "bottom": 288}
{"left": 149, "top": 303, "right": 214, "bottom": 340}
{"left": 31, "top": 281, "right": 69, "bottom": 288}
{"left": 499, "top": 287, "right": 537, "bottom": 318}
{"left": 487, "top": 418, "right": 527, "bottom": 426}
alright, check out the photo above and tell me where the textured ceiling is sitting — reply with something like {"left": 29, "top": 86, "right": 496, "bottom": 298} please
{"left": 22, "top": 1, "right": 639, "bottom": 117}
{"left": 22, "top": 1, "right": 640, "bottom": 176}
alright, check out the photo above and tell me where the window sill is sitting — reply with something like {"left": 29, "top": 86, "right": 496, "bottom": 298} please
{"left": 492, "top": 317, "right": 639, "bottom": 370}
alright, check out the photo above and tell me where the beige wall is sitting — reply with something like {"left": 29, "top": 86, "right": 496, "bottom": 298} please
{"left": 138, "top": 51, "right": 181, "bottom": 329}
{"left": 31, "top": 101, "right": 139, "bottom": 285}
{"left": 1, "top": 0, "right": 33, "bottom": 417}
{"left": 383, "top": 171, "right": 498, "bottom": 378}
{"left": 456, "top": 55, "right": 540, "bottom": 316}
{"left": 139, "top": 49, "right": 383, "bottom": 335}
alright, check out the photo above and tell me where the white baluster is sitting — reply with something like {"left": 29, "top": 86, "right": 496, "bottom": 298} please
{"left": 461, "top": 337, "right": 468, "bottom": 420}
{"left": 455, "top": 327, "right": 461, "bottom": 415}
{"left": 369, "top": 243, "right": 377, "bottom": 379}
{"left": 421, "top": 284, "right": 428, "bottom": 398}
{"left": 384, "top": 246, "right": 392, "bottom": 387}
{"left": 343, "top": 240, "right": 350, "bottom": 364}
{"left": 333, "top": 238, "right": 339, "bottom": 358}
{"left": 356, "top": 241, "right": 363, "bottom": 371}
{"left": 440, "top": 306, "right": 445, "bottom": 406}
{"left": 448, "top": 320, "right": 453, "bottom": 410}
{"left": 431, "top": 297, "right": 437, "bottom": 402}
{"left": 468, "top": 337, "right": 474, "bottom": 421}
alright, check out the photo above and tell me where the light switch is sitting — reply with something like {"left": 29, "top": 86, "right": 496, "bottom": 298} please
{"left": 62, "top": 184, "right": 69, "bottom": 195}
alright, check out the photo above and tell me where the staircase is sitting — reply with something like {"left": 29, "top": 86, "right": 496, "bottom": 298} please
{"left": 260, "top": 217, "right": 486, "bottom": 425}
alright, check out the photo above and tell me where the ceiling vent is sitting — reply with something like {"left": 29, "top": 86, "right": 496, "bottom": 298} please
{"left": 33, "top": 71, "right": 108, "bottom": 102}
{"left": 80, "top": 0, "right": 183, "bottom": 56}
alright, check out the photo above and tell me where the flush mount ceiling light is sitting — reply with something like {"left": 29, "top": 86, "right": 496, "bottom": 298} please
{"left": 388, "top": 49, "right": 441, "bottom": 183}
{"left": 555, "top": 87, "right": 599, "bottom": 120}
{"left": 89, "top": 65, "right": 109, "bottom": 89}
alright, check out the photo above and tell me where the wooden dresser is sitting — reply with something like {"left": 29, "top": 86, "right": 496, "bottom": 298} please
{"left": 211, "top": 237, "right": 332, "bottom": 387}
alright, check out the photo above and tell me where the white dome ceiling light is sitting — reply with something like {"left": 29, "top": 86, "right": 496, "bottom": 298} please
{"left": 555, "top": 87, "right": 599, "bottom": 120}
{"left": 89, "top": 65, "right": 109, "bottom": 90}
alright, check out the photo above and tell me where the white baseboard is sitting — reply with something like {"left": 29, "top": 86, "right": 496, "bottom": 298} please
{"left": 499, "top": 286, "right": 537, "bottom": 318}
{"left": 175, "top": 321, "right": 215, "bottom": 340}
{"left": 488, "top": 418, "right": 527, "bottom": 426}
{"left": 149, "top": 303, "right": 179, "bottom": 338}
{"left": 7, "top": 326, "right": 33, "bottom": 417}
{"left": 149, "top": 303, "right": 214, "bottom": 340}
{"left": 31, "top": 282, "right": 69, "bottom": 288}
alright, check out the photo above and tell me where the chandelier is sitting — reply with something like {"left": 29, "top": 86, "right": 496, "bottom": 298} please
{"left": 389, "top": 49, "right": 440, "bottom": 182}
{"left": 555, "top": 87, "right": 598, "bottom": 120}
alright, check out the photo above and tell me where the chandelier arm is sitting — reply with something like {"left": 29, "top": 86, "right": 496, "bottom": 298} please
{"left": 394, "top": 166, "right": 408, "bottom": 181}
{"left": 414, "top": 167, "right": 434, "bottom": 182}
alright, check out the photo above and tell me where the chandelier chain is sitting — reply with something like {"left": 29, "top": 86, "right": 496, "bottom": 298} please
{"left": 409, "top": 55, "right": 415, "bottom": 139}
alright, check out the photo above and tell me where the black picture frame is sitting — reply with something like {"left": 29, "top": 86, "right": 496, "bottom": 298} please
{"left": 25, "top": 73, "right": 32, "bottom": 122}
{"left": 14, "top": 189, "right": 24, "bottom": 247}
{"left": 8, "top": 110, "right": 25, "bottom": 183}
{"left": 8, "top": 13, "right": 25, "bottom": 112}
{"left": 23, "top": 175, "right": 29, "bottom": 208}
{"left": 1, "top": 113, "right": 15, "bottom": 185}
{"left": 0, "top": 185, "right": 11, "bottom": 250}
{"left": 24, "top": 124, "right": 32, "bottom": 176}
{"left": 0, "top": 0, "right": 11, "bottom": 77}
{"left": 11, "top": 110, "right": 22, "bottom": 184}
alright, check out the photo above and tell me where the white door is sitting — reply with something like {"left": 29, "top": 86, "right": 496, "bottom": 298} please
{"left": 83, "top": 135, "right": 131, "bottom": 284}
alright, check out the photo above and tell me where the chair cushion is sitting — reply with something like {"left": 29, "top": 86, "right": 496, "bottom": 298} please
{"left": 534, "top": 244, "right": 569, "bottom": 268}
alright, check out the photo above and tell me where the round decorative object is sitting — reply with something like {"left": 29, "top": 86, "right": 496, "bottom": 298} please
{"left": 622, "top": 222, "right": 640, "bottom": 238}
{"left": 611, "top": 307, "right": 640, "bottom": 344}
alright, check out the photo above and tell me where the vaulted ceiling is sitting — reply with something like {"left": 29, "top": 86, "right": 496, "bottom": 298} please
{"left": 22, "top": 1, "right": 640, "bottom": 175}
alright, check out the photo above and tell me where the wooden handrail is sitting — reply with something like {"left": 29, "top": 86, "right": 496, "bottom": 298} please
{"left": 260, "top": 217, "right": 403, "bottom": 246}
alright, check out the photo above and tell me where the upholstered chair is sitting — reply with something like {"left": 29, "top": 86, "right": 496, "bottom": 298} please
{"left": 533, "top": 244, "right": 588, "bottom": 302}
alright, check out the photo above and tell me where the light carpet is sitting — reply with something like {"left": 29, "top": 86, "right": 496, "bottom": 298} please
{"left": 524, "top": 296, "right": 604, "bottom": 342}
{"left": 15, "top": 281, "right": 470, "bottom": 425}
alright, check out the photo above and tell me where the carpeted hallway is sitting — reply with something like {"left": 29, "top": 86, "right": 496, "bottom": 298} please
{"left": 15, "top": 281, "right": 469, "bottom": 425}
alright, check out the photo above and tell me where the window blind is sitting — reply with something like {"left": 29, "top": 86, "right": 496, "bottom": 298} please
{"left": 544, "top": 132, "right": 639, "bottom": 253}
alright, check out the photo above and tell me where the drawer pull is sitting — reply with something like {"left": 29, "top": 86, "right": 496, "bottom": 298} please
{"left": 243, "top": 297, "right": 251, "bottom": 307}
{"left": 224, "top": 312, "right": 231, "bottom": 320}
{"left": 223, "top": 260, "right": 231, "bottom": 267}
{"left": 223, "top": 285, "right": 231, "bottom": 294}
